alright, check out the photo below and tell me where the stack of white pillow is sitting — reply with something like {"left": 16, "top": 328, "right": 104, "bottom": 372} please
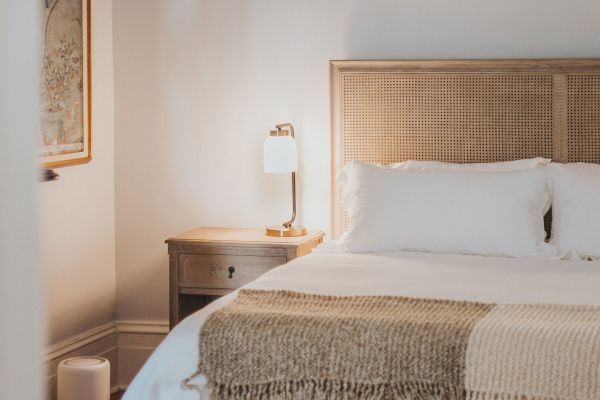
{"left": 336, "top": 158, "right": 600, "bottom": 261}
{"left": 550, "top": 163, "right": 600, "bottom": 260}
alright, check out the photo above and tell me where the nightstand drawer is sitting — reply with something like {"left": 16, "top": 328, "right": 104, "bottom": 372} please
{"left": 178, "top": 254, "right": 286, "bottom": 289}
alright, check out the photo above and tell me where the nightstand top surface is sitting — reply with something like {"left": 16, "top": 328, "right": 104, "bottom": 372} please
{"left": 166, "top": 227, "right": 325, "bottom": 247}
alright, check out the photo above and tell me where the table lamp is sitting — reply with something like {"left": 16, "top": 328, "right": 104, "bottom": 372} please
{"left": 263, "top": 123, "right": 307, "bottom": 237}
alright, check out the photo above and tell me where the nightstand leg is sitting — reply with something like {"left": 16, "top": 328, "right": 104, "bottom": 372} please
{"left": 169, "top": 252, "right": 179, "bottom": 329}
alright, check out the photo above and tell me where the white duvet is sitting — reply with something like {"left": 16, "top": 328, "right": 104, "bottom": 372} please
{"left": 123, "top": 246, "right": 600, "bottom": 400}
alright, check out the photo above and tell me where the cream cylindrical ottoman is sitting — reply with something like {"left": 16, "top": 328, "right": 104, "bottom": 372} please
{"left": 57, "top": 356, "right": 110, "bottom": 400}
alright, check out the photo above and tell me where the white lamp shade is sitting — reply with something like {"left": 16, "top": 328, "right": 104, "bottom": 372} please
{"left": 264, "top": 135, "right": 297, "bottom": 173}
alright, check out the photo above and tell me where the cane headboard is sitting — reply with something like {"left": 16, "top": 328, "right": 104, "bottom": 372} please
{"left": 330, "top": 59, "right": 600, "bottom": 239}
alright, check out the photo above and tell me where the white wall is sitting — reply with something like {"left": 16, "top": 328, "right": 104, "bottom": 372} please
{"left": 0, "top": 2, "right": 43, "bottom": 399}
{"left": 113, "top": 0, "right": 600, "bottom": 322}
{"left": 41, "top": 0, "right": 116, "bottom": 346}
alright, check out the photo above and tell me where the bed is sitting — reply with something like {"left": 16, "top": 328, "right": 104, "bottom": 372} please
{"left": 125, "top": 59, "right": 600, "bottom": 400}
{"left": 124, "top": 248, "right": 600, "bottom": 399}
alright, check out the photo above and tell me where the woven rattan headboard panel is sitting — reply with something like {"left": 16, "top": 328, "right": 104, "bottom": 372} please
{"left": 330, "top": 59, "right": 600, "bottom": 239}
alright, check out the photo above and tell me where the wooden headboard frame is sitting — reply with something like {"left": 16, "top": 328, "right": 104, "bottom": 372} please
{"left": 330, "top": 59, "right": 600, "bottom": 239}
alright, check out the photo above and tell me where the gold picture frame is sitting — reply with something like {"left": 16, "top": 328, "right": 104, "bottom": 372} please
{"left": 41, "top": 0, "right": 91, "bottom": 168}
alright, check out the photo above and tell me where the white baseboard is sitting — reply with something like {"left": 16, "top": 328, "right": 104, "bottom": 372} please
{"left": 116, "top": 320, "right": 169, "bottom": 388}
{"left": 44, "top": 320, "right": 168, "bottom": 400}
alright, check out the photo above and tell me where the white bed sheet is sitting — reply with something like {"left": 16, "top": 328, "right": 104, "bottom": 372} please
{"left": 123, "top": 247, "right": 600, "bottom": 400}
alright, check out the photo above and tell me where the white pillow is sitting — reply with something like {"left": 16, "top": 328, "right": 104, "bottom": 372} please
{"left": 550, "top": 163, "right": 600, "bottom": 259}
{"left": 336, "top": 161, "right": 551, "bottom": 258}
{"left": 390, "top": 158, "right": 552, "bottom": 212}
{"left": 392, "top": 157, "right": 550, "bottom": 171}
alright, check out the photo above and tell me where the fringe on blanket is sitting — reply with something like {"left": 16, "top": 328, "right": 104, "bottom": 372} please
{"left": 182, "top": 372, "right": 210, "bottom": 400}
{"left": 184, "top": 378, "right": 571, "bottom": 400}
{"left": 465, "top": 391, "right": 566, "bottom": 400}
{"left": 185, "top": 379, "right": 467, "bottom": 400}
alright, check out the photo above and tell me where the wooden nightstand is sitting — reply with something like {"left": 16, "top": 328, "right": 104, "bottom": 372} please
{"left": 166, "top": 227, "right": 324, "bottom": 328}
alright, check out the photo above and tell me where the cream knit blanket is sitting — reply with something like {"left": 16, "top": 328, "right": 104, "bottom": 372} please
{"left": 191, "top": 289, "right": 600, "bottom": 400}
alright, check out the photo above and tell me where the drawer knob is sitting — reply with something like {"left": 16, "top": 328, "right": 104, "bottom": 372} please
{"left": 227, "top": 266, "right": 235, "bottom": 279}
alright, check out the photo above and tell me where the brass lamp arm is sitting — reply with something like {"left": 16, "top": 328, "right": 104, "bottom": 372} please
{"left": 275, "top": 123, "right": 297, "bottom": 228}
{"left": 275, "top": 123, "right": 295, "bottom": 138}
{"left": 283, "top": 172, "right": 297, "bottom": 228}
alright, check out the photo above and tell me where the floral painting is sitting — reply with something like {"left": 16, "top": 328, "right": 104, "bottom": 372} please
{"left": 41, "top": 0, "right": 91, "bottom": 167}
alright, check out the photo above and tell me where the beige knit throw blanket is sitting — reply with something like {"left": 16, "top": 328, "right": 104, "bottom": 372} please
{"left": 190, "top": 289, "right": 600, "bottom": 400}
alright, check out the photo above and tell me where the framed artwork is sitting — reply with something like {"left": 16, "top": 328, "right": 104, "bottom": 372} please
{"left": 41, "top": 0, "right": 91, "bottom": 168}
